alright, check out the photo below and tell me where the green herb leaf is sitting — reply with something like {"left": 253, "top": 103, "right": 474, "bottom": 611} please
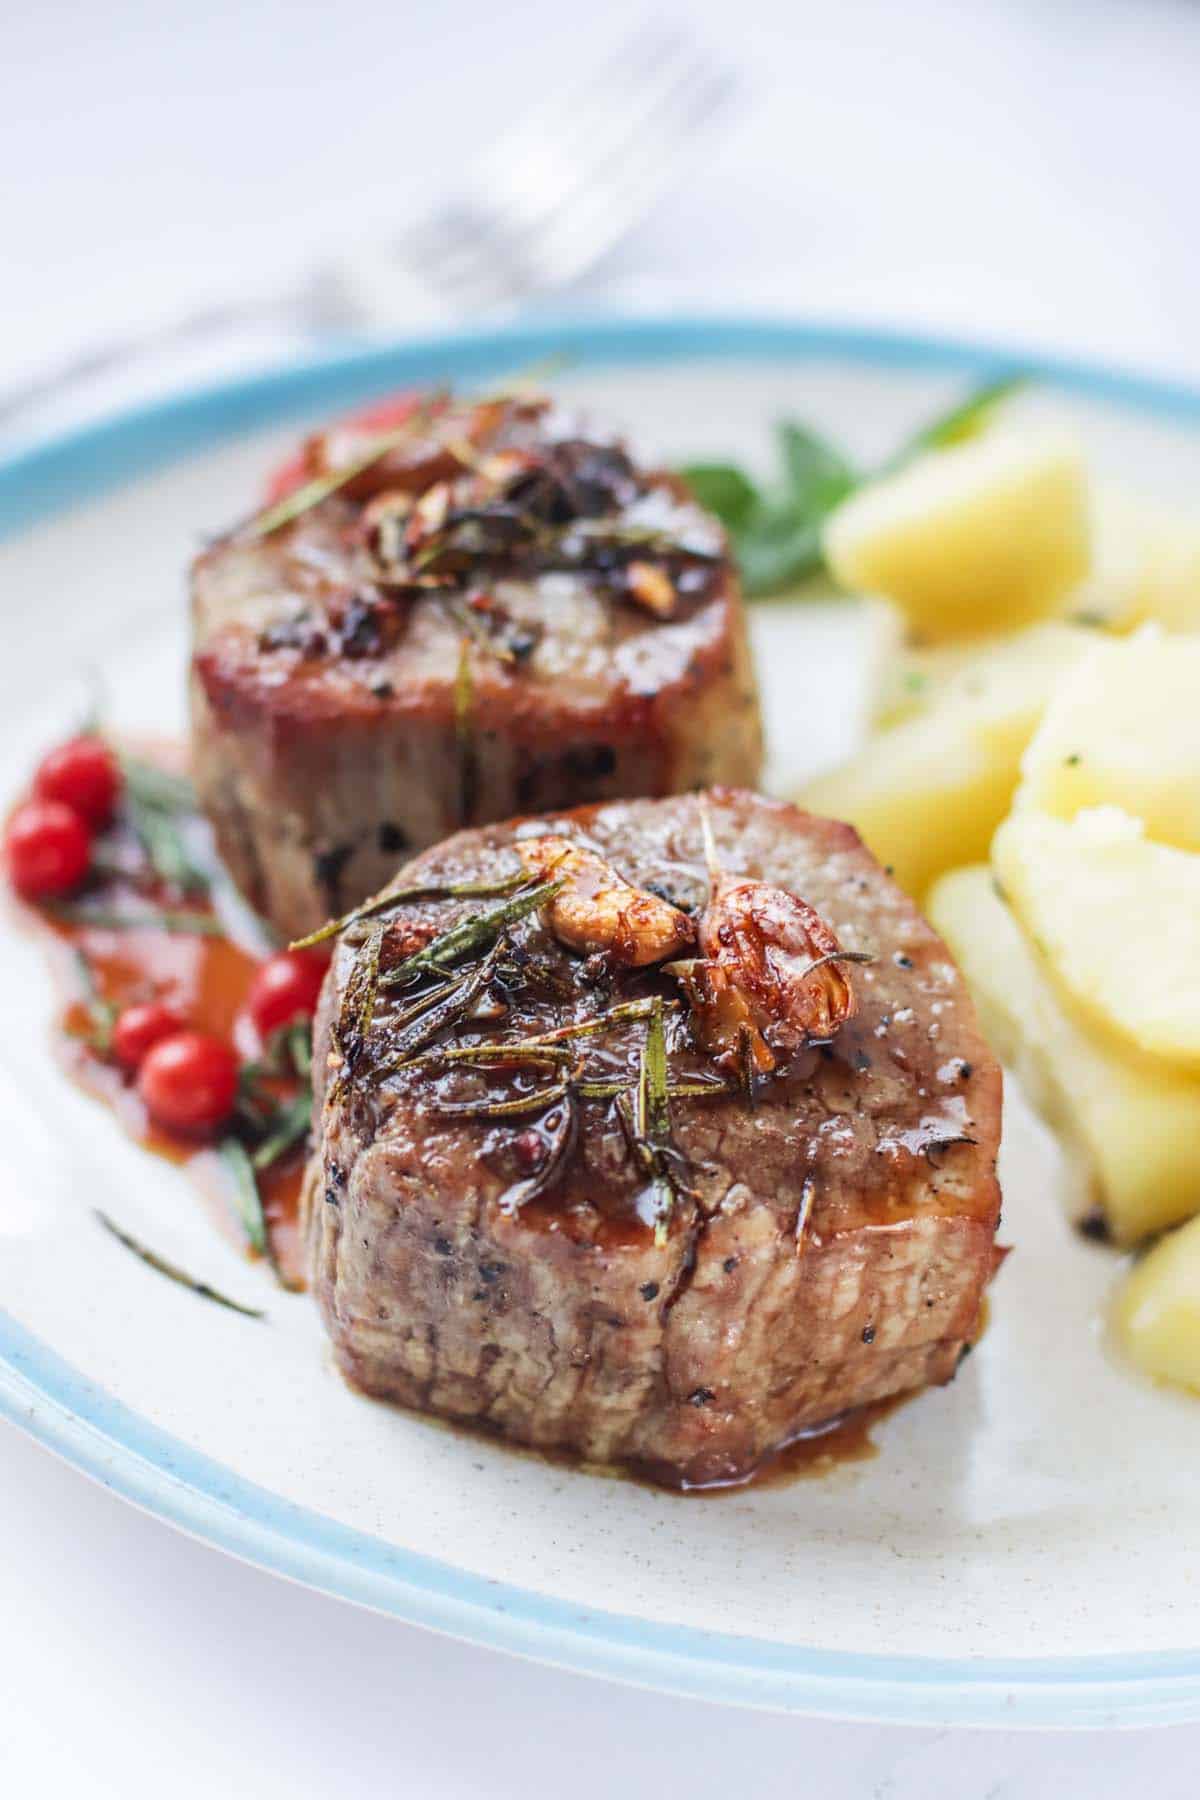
{"left": 776, "top": 420, "right": 857, "bottom": 510}
{"left": 331, "top": 921, "right": 386, "bottom": 1094}
{"left": 676, "top": 374, "right": 1028, "bottom": 598}
{"left": 250, "top": 1090, "right": 312, "bottom": 1171}
{"left": 433, "top": 1076, "right": 572, "bottom": 1119}
{"left": 893, "top": 373, "right": 1026, "bottom": 462}
{"left": 69, "top": 947, "right": 118, "bottom": 1053}
{"left": 676, "top": 463, "right": 760, "bottom": 530}
{"left": 95, "top": 1209, "right": 264, "bottom": 1319}
{"left": 118, "top": 754, "right": 210, "bottom": 895}
{"left": 47, "top": 901, "right": 223, "bottom": 935}
{"left": 217, "top": 1137, "right": 268, "bottom": 1253}
{"left": 380, "top": 877, "right": 563, "bottom": 989}
{"left": 288, "top": 868, "right": 526, "bottom": 952}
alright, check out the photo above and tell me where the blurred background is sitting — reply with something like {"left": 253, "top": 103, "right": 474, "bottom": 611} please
{"left": 4, "top": 3, "right": 1200, "bottom": 1795}
{"left": 4, "top": 0, "right": 1200, "bottom": 433}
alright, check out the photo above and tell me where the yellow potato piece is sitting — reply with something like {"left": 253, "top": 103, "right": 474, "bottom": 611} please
{"left": 823, "top": 430, "right": 1091, "bottom": 640}
{"left": 928, "top": 864, "right": 1200, "bottom": 1242}
{"left": 1132, "top": 517, "right": 1200, "bottom": 632}
{"left": 872, "top": 620, "right": 1096, "bottom": 728}
{"left": 993, "top": 807, "right": 1200, "bottom": 1072}
{"left": 1114, "top": 1214, "right": 1200, "bottom": 1393}
{"left": 801, "top": 627, "right": 1089, "bottom": 899}
{"left": 1016, "top": 628, "right": 1200, "bottom": 853}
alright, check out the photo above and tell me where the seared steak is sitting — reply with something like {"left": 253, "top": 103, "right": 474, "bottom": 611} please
{"left": 303, "top": 789, "right": 1003, "bottom": 1488}
{"left": 190, "top": 393, "right": 762, "bottom": 939}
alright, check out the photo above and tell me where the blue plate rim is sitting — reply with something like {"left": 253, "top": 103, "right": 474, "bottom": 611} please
{"left": 2, "top": 311, "right": 1199, "bottom": 1728}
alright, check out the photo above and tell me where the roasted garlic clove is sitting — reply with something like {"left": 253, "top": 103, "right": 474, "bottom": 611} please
{"left": 517, "top": 836, "right": 696, "bottom": 967}
{"left": 682, "top": 873, "right": 862, "bottom": 1067}
{"left": 625, "top": 560, "right": 677, "bottom": 618}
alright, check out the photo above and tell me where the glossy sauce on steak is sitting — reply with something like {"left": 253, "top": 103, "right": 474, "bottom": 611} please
{"left": 303, "top": 789, "right": 1003, "bottom": 1489}
{"left": 190, "top": 393, "right": 762, "bottom": 940}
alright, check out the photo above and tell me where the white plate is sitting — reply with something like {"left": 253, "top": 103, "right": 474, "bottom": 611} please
{"left": 2, "top": 318, "right": 1199, "bottom": 1727}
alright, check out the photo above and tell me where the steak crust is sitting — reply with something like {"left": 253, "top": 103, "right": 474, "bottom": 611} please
{"left": 190, "top": 396, "right": 762, "bottom": 939}
{"left": 303, "top": 789, "right": 1003, "bottom": 1488}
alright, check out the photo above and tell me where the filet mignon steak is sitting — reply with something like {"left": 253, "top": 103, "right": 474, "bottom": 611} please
{"left": 303, "top": 789, "right": 1003, "bottom": 1489}
{"left": 190, "top": 393, "right": 762, "bottom": 940}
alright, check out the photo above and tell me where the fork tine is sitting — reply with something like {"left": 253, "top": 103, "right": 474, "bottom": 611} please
{"left": 503, "top": 64, "right": 739, "bottom": 294}
{"left": 400, "top": 35, "right": 737, "bottom": 309}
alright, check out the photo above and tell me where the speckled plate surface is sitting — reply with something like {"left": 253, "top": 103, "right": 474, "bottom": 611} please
{"left": 1, "top": 317, "right": 1199, "bottom": 1727}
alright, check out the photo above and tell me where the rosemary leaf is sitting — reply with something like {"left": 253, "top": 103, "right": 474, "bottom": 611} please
{"left": 117, "top": 753, "right": 210, "bottom": 895}
{"left": 119, "top": 755, "right": 198, "bottom": 812}
{"left": 434, "top": 1076, "right": 571, "bottom": 1119}
{"left": 331, "top": 921, "right": 385, "bottom": 1092}
{"left": 217, "top": 1137, "right": 268, "bottom": 1253}
{"left": 124, "top": 787, "right": 210, "bottom": 894}
{"left": 575, "top": 1076, "right": 728, "bottom": 1101}
{"left": 288, "top": 868, "right": 525, "bottom": 952}
{"left": 380, "top": 877, "right": 564, "bottom": 989}
{"left": 69, "top": 946, "right": 117, "bottom": 1053}
{"left": 250, "top": 1090, "right": 313, "bottom": 1171}
{"left": 382, "top": 939, "right": 508, "bottom": 1066}
{"left": 523, "top": 996, "right": 682, "bottom": 1046}
{"left": 408, "top": 1040, "right": 574, "bottom": 1072}
{"left": 95, "top": 1209, "right": 264, "bottom": 1319}
{"left": 47, "top": 901, "right": 223, "bottom": 935}
{"left": 244, "top": 399, "right": 442, "bottom": 540}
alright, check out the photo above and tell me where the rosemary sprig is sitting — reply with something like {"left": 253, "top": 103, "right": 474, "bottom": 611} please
{"left": 217, "top": 1136, "right": 268, "bottom": 1253}
{"left": 244, "top": 396, "right": 444, "bottom": 540}
{"left": 575, "top": 1075, "right": 728, "bottom": 1101}
{"left": 288, "top": 868, "right": 526, "bottom": 952}
{"left": 521, "top": 996, "right": 682, "bottom": 1047}
{"left": 68, "top": 946, "right": 118, "bottom": 1054}
{"left": 250, "top": 1090, "right": 312, "bottom": 1171}
{"left": 380, "top": 877, "right": 563, "bottom": 989}
{"left": 330, "top": 922, "right": 385, "bottom": 1096}
{"left": 381, "top": 938, "right": 509, "bottom": 1067}
{"left": 407, "top": 1040, "right": 574, "bottom": 1072}
{"left": 120, "top": 754, "right": 209, "bottom": 895}
{"left": 433, "top": 1076, "right": 573, "bottom": 1119}
{"left": 47, "top": 901, "right": 224, "bottom": 935}
{"left": 632, "top": 997, "right": 684, "bottom": 1248}
{"left": 95, "top": 1209, "right": 264, "bottom": 1319}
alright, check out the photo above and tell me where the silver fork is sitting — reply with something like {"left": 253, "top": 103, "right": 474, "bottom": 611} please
{"left": 0, "top": 23, "right": 737, "bottom": 431}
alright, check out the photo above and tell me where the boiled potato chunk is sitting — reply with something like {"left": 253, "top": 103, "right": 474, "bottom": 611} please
{"left": 1114, "top": 1214, "right": 1200, "bottom": 1392}
{"left": 823, "top": 430, "right": 1091, "bottom": 640}
{"left": 872, "top": 620, "right": 1095, "bottom": 728}
{"left": 1134, "top": 518, "right": 1200, "bottom": 632}
{"left": 1017, "top": 629, "right": 1200, "bottom": 853}
{"left": 802, "top": 627, "right": 1088, "bottom": 898}
{"left": 928, "top": 864, "right": 1200, "bottom": 1242}
{"left": 993, "top": 808, "right": 1200, "bottom": 1072}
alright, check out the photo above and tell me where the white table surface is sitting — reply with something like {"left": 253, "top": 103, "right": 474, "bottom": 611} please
{"left": 4, "top": 1, "right": 1200, "bottom": 1792}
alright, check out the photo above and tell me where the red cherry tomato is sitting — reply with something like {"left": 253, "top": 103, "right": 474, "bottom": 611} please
{"left": 34, "top": 736, "right": 121, "bottom": 828}
{"left": 112, "top": 1001, "right": 185, "bottom": 1074}
{"left": 137, "top": 1031, "right": 239, "bottom": 1136}
{"left": 4, "top": 799, "right": 91, "bottom": 898}
{"left": 246, "top": 949, "right": 328, "bottom": 1039}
